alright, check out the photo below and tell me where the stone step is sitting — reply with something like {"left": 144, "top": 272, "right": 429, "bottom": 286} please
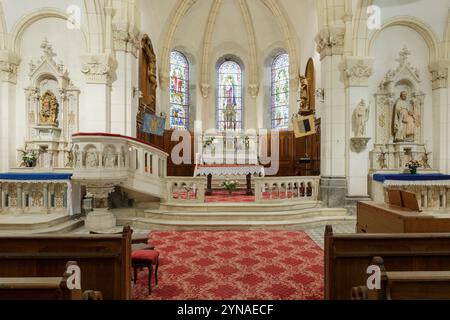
{"left": 117, "top": 215, "right": 355, "bottom": 231}
{"left": 0, "top": 217, "right": 84, "bottom": 234}
{"left": 0, "top": 213, "right": 75, "bottom": 231}
{"left": 117, "top": 208, "right": 347, "bottom": 222}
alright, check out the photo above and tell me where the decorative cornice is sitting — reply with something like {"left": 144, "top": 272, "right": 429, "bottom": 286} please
{"left": 315, "top": 24, "right": 346, "bottom": 59}
{"left": 429, "top": 60, "right": 450, "bottom": 90}
{"left": 81, "top": 54, "right": 114, "bottom": 85}
{"left": 344, "top": 56, "right": 374, "bottom": 87}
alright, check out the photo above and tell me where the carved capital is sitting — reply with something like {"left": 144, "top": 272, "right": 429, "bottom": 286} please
{"left": 315, "top": 24, "right": 346, "bottom": 59}
{"left": 248, "top": 84, "right": 259, "bottom": 99}
{"left": 113, "top": 23, "right": 140, "bottom": 57}
{"left": 429, "top": 60, "right": 450, "bottom": 90}
{"left": 344, "top": 56, "right": 374, "bottom": 87}
{"left": 0, "top": 51, "right": 20, "bottom": 84}
{"left": 81, "top": 54, "right": 114, "bottom": 85}
{"left": 201, "top": 83, "right": 211, "bottom": 99}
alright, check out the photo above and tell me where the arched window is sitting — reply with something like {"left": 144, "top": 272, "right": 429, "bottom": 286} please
{"left": 271, "top": 53, "right": 289, "bottom": 129}
{"left": 217, "top": 60, "right": 243, "bottom": 131}
{"left": 169, "top": 51, "right": 189, "bottom": 129}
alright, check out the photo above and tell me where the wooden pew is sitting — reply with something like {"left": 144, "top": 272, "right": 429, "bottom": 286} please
{"left": 325, "top": 225, "right": 450, "bottom": 300}
{"left": 0, "top": 261, "right": 102, "bottom": 300}
{"left": 0, "top": 227, "right": 132, "bottom": 300}
{"left": 357, "top": 201, "right": 450, "bottom": 233}
{"left": 351, "top": 257, "right": 450, "bottom": 300}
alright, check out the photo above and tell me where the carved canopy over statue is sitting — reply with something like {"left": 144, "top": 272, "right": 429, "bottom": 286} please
{"left": 39, "top": 90, "right": 59, "bottom": 126}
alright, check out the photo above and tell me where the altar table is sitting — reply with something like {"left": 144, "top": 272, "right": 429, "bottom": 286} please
{"left": 194, "top": 165, "right": 265, "bottom": 196}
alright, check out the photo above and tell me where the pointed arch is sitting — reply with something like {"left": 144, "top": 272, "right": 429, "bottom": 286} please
{"left": 0, "top": 2, "right": 7, "bottom": 50}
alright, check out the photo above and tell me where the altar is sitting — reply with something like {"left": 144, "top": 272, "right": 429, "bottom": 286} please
{"left": 194, "top": 164, "right": 265, "bottom": 196}
{"left": 371, "top": 173, "right": 450, "bottom": 210}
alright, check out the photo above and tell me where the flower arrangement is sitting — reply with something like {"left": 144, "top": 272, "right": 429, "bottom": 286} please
{"left": 405, "top": 160, "right": 422, "bottom": 174}
{"left": 20, "top": 150, "right": 38, "bottom": 168}
{"left": 223, "top": 180, "right": 238, "bottom": 195}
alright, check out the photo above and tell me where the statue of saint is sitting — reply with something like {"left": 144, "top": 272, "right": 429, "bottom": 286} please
{"left": 299, "top": 76, "right": 310, "bottom": 114}
{"left": 39, "top": 90, "right": 59, "bottom": 126}
{"left": 353, "top": 99, "right": 369, "bottom": 137}
{"left": 392, "top": 91, "right": 416, "bottom": 142}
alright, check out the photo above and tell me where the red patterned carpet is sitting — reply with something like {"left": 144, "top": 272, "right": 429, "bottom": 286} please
{"left": 132, "top": 231, "right": 324, "bottom": 300}
{"left": 173, "top": 190, "right": 312, "bottom": 203}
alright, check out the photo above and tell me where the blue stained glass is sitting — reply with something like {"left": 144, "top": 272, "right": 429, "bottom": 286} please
{"left": 169, "top": 51, "right": 189, "bottom": 129}
{"left": 217, "top": 60, "right": 243, "bottom": 130}
{"left": 271, "top": 53, "right": 290, "bottom": 129}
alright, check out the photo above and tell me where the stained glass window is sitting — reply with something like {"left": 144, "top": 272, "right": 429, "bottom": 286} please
{"left": 271, "top": 53, "right": 290, "bottom": 129}
{"left": 217, "top": 60, "right": 243, "bottom": 131}
{"left": 169, "top": 51, "right": 189, "bottom": 129}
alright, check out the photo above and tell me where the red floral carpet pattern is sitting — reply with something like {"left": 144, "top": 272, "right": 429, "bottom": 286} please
{"left": 132, "top": 231, "right": 324, "bottom": 300}
{"left": 173, "top": 191, "right": 312, "bottom": 203}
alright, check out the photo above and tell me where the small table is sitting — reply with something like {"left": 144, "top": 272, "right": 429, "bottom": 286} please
{"left": 194, "top": 164, "right": 265, "bottom": 196}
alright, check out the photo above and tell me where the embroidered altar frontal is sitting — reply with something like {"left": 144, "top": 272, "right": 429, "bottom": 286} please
{"left": 194, "top": 164, "right": 265, "bottom": 177}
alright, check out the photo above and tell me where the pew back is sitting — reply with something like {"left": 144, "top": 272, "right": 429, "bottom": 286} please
{"left": 0, "top": 228, "right": 132, "bottom": 300}
{"left": 325, "top": 225, "right": 450, "bottom": 300}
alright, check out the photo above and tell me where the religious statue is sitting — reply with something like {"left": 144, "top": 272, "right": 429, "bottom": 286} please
{"left": 392, "top": 91, "right": 416, "bottom": 142}
{"left": 86, "top": 148, "right": 98, "bottom": 168}
{"left": 353, "top": 99, "right": 369, "bottom": 137}
{"left": 39, "top": 90, "right": 59, "bottom": 126}
{"left": 299, "top": 75, "right": 311, "bottom": 114}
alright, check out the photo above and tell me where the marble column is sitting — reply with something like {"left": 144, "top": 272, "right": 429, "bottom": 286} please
{"left": 429, "top": 60, "right": 450, "bottom": 174}
{"left": 344, "top": 56, "right": 374, "bottom": 209}
{"left": 315, "top": 23, "right": 348, "bottom": 207}
{"left": 43, "top": 183, "right": 49, "bottom": 211}
{"left": 16, "top": 184, "right": 23, "bottom": 213}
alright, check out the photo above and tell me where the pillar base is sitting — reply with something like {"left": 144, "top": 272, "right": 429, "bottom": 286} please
{"left": 85, "top": 209, "right": 117, "bottom": 232}
{"left": 320, "top": 177, "right": 348, "bottom": 208}
{"left": 345, "top": 195, "right": 372, "bottom": 215}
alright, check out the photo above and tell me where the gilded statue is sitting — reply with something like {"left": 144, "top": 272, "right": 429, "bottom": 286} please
{"left": 39, "top": 90, "right": 59, "bottom": 126}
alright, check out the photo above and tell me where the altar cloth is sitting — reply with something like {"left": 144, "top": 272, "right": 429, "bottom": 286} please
{"left": 194, "top": 165, "right": 265, "bottom": 177}
{"left": 373, "top": 173, "right": 450, "bottom": 186}
{"left": 0, "top": 173, "right": 72, "bottom": 182}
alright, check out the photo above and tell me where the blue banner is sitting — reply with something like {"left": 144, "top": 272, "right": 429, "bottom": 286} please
{"left": 143, "top": 113, "right": 166, "bottom": 136}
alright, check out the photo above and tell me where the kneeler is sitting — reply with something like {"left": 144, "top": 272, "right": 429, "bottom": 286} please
{"left": 131, "top": 249, "right": 160, "bottom": 295}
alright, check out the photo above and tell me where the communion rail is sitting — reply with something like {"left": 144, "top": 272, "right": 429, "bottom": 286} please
{"left": 254, "top": 176, "right": 320, "bottom": 202}
{"left": 164, "top": 176, "right": 320, "bottom": 204}
{"left": 71, "top": 133, "right": 168, "bottom": 199}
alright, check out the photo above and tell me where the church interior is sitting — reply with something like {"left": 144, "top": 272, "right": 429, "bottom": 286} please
{"left": 2, "top": 0, "right": 450, "bottom": 301}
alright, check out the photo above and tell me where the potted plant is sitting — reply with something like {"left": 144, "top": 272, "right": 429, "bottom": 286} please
{"left": 405, "top": 160, "right": 422, "bottom": 174}
{"left": 223, "top": 180, "right": 238, "bottom": 196}
{"left": 20, "top": 150, "right": 38, "bottom": 168}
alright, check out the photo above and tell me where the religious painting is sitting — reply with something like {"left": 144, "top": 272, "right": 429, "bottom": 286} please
{"left": 169, "top": 51, "right": 189, "bottom": 129}
{"left": 217, "top": 61, "right": 242, "bottom": 131}
{"left": 271, "top": 53, "right": 289, "bottom": 129}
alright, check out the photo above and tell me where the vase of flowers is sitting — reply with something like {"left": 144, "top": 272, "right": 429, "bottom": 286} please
{"left": 406, "top": 160, "right": 421, "bottom": 174}
{"left": 20, "top": 150, "right": 38, "bottom": 168}
{"left": 223, "top": 180, "right": 238, "bottom": 196}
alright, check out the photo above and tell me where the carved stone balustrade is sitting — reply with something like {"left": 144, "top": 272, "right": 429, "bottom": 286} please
{"left": 254, "top": 176, "right": 320, "bottom": 203}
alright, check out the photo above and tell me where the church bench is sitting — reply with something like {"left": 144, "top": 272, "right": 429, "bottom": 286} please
{"left": 0, "top": 227, "right": 132, "bottom": 300}
{"left": 351, "top": 257, "right": 450, "bottom": 300}
{"left": 325, "top": 225, "right": 450, "bottom": 300}
{"left": 0, "top": 261, "right": 103, "bottom": 300}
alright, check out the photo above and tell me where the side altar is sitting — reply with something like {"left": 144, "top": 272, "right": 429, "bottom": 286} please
{"left": 368, "top": 48, "right": 445, "bottom": 211}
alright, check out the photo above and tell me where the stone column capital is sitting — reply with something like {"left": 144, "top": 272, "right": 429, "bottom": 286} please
{"left": 0, "top": 51, "right": 21, "bottom": 84}
{"left": 344, "top": 56, "right": 374, "bottom": 87}
{"left": 315, "top": 24, "right": 346, "bottom": 59}
{"left": 429, "top": 59, "right": 450, "bottom": 90}
{"left": 113, "top": 22, "right": 140, "bottom": 57}
{"left": 80, "top": 53, "right": 115, "bottom": 85}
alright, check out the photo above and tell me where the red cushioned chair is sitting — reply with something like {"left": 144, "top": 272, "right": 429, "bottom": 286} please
{"left": 131, "top": 249, "right": 159, "bottom": 294}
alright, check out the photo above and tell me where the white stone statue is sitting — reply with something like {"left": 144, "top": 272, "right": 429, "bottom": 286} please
{"left": 392, "top": 91, "right": 416, "bottom": 142}
{"left": 353, "top": 99, "right": 369, "bottom": 137}
{"left": 86, "top": 148, "right": 98, "bottom": 168}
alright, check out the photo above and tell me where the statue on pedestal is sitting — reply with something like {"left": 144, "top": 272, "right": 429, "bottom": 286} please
{"left": 39, "top": 90, "right": 59, "bottom": 126}
{"left": 392, "top": 91, "right": 416, "bottom": 142}
{"left": 354, "top": 99, "right": 369, "bottom": 138}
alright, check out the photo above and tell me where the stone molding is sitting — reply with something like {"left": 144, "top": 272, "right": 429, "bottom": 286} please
{"left": 81, "top": 54, "right": 115, "bottom": 85}
{"left": 344, "top": 56, "right": 374, "bottom": 87}
{"left": 315, "top": 24, "right": 346, "bottom": 59}
{"left": 429, "top": 60, "right": 450, "bottom": 90}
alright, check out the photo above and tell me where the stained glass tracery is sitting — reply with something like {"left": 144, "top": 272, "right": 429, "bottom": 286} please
{"left": 170, "top": 51, "right": 189, "bottom": 129}
{"left": 271, "top": 53, "right": 289, "bottom": 129}
{"left": 217, "top": 60, "right": 243, "bottom": 131}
